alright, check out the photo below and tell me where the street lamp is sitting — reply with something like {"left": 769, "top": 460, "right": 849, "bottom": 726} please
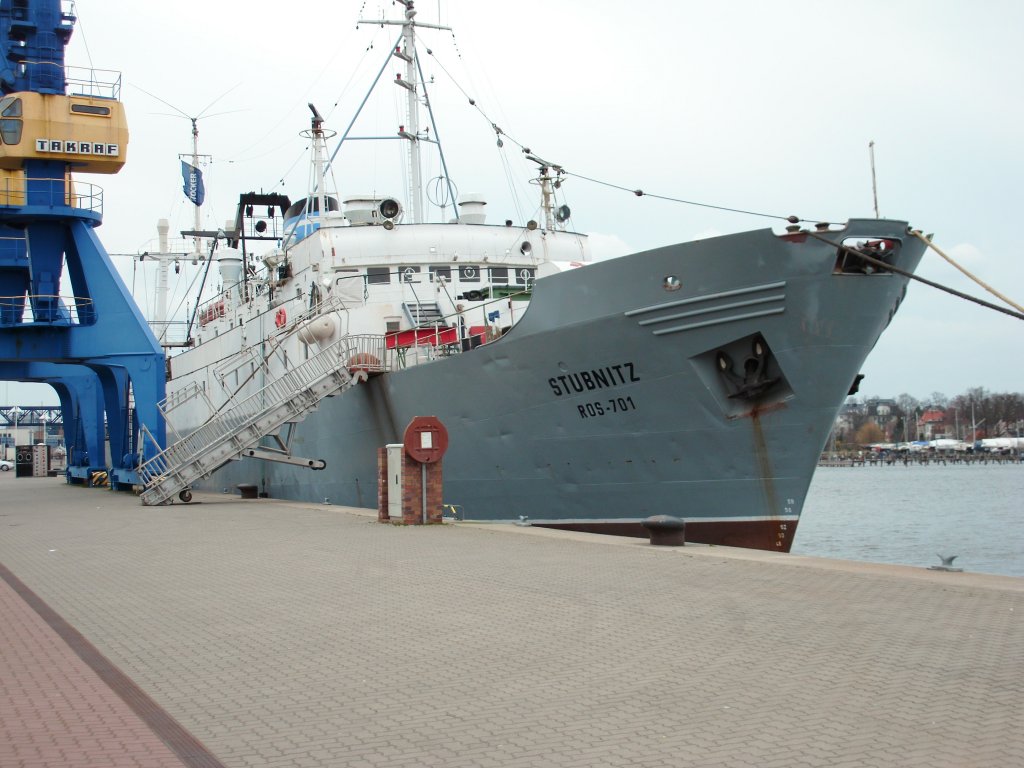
{"left": 11, "top": 406, "right": 20, "bottom": 458}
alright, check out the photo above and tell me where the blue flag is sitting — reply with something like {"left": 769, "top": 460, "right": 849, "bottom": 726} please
{"left": 181, "top": 160, "right": 205, "bottom": 206}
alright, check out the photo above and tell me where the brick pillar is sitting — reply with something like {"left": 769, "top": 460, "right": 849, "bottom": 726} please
{"left": 377, "top": 447, "right": 389, "bottom": 522}
{"left": 377, "top": 448, "right": 444, "bottom": 525}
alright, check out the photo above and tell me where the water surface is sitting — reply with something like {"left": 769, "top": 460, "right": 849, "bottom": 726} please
{"left": 793, "top": 464, "right": 1023, "bottom": 577}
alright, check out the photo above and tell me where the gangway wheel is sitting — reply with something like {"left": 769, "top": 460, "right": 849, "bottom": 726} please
{"left": 178, "top": 489, "right": 193, "bottom": 503}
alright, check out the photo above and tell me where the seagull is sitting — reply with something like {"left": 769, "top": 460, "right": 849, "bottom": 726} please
{"left": 929, "top": 553, "right": 963, "bottom": 572}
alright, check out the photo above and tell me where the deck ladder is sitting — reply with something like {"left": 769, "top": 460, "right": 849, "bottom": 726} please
{"left": 138, "top": 332, "right": 386, "bottom": 505}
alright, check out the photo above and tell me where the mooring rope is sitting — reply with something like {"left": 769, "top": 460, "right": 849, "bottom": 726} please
{"left": 910, "top": 230, "right": 1024, "bottom": 315}
{"left": 806, "top": 231, "right": 1024, "bottom": 322}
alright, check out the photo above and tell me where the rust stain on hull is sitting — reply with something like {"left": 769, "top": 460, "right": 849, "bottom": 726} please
{"left": 749, "top": 407, "right": 792, "bottom": 552}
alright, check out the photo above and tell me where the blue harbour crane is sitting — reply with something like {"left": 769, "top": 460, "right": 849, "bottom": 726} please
{"left": 0, "top": 0, "right": 165, "bottom": 488}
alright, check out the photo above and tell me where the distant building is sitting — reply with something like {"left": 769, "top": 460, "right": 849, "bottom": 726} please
{"left": 919, "top": 408, "right": 948, "bottom": 440}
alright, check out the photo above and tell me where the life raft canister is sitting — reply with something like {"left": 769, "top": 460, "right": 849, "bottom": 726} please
{"left": 275, "top": 307, "right": 287, "bottom": 328}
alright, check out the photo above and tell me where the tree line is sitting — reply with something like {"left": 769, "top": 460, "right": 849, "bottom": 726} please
{"left": 838, "top": 387, "right": 1024, "bottom": 447}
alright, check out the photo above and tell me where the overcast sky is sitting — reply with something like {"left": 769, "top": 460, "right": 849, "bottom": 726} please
{"left": 4, "top": 0, "right": 1022, "bottom": 407}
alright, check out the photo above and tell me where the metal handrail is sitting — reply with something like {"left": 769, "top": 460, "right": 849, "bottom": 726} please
{"left": 0, "top": 177, "right": 104, "bottom": 214}
{"left": 0, "top": 293, "right": 92, "bottom": 324}
{"left": 139, "top": 332, "right": 389, "bottom": 490}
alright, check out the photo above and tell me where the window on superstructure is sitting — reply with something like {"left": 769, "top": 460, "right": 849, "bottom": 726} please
{"left": 429, "top": 265, "right": 452, "bottom": 283}
{"left": 514, "top": 268, "right": 536, "bottom": 286}
{"left": 0, "top": 118, "right": 21, "bottom": 144}
{"left": 366, "top": 267, "right": 390, "bottom": 285}
{"left": 70, "top": 103, "right": 111, "bottom": 116}
{"left": 1, "top": 97, "right": 22, "bottom": 117}
{"left": 459, "top": 265, "right": 480, "bottom": 283}
{"left": 0, "top": 97, "right": 22, "bottom": 145}
{"left": 400, "top": 266, "right": 421, "bottom": 283}
{"left": 489, "top": 267, "right": 509, "bottom": 284}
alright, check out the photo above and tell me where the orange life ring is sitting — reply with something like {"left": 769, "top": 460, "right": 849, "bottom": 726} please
{"left": 275, "top": 307, "right": 287, "bottom": 328}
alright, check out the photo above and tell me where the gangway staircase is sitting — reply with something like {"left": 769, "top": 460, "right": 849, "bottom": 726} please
{"left": 403, "top": 301, "right": 446, "bottom": 328}
{"left": 138, "top": 332, "right": 387, "bottom": 505}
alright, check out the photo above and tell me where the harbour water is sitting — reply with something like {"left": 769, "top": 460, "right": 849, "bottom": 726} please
{"left": 793, "top": 463, "right": 1024, "bottom": 577}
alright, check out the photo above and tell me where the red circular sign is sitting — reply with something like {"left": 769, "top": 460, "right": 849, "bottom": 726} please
{"left": 403, "top": 416, "right": 449, "bottom": 464}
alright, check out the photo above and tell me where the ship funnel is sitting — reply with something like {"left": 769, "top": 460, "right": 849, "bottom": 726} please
{"left": 458, "top": 193, "right": 487, "bottom": 225}
{"left": 217, "top": 246, "right": 244, "bottom": 290}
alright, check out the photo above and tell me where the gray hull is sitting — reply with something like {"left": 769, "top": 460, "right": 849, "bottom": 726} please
{"left": 195, "top": 221, "right": 925, "bottom": 551}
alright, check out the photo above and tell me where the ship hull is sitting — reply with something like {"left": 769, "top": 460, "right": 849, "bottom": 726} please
{"left": 180, "top": 221, "right": 925, "bottom": 552}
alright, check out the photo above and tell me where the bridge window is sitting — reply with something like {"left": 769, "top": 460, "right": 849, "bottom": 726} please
{"left": 459, "top": 265, "right": 480, "bottom": 283}
{"left": 489, "top": 267, "right": 509, "bottom": 284}
{"left": 366, "top": 267, "right": 390, "bottom": 285}
{"left": 514, "top": 268, "right": 536, "bottom": 286}
{"left": 400, "top": 266, "right": 421, "bottom": 283}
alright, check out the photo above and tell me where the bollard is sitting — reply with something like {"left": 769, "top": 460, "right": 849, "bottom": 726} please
{"left": 642, "top": 515, "right": 686, "bottom": 546}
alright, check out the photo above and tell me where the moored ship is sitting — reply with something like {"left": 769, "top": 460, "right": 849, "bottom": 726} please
{"left": 141, "top": 1, "right": 927, "bottom": 551}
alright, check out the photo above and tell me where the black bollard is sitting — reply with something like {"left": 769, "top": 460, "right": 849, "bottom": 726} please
{"left": 642, "top": 515, "right": 686, "bottom": 546}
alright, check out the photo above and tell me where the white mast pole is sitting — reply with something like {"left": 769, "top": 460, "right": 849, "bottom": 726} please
{"left": 361, "top": 2, "right": 450, "bottom": 224}
{"left": 155, "top": 219, "right": 170, "bottom": 325}
{"left": 191, "top": 118, "right": 203, "bottom": 258}
{"left": 402, "top": 3, "right": 423, "bottom": 223}
{"left": 310, "top": 107, "right": 328, "bottom": 219}
{"left": 869, "top": 140, "right": 880, "bottom": 219}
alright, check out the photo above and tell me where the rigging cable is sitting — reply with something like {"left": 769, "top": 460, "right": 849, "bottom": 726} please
{"left": 910, "top": 231, "right": 1024, "bottom": 315}
{"left": 424, "top": 46, "right": 812, "bottom": 225}
{"left": 806, "top": 231, "right": 1024, "bottom": 323}
{"left": 564, "top": 170, "right": 809, "bottom": 224}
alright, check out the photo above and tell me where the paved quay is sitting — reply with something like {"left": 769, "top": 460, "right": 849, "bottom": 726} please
{"left": 0, "top": 473, "right": 1021, "bottom": 768}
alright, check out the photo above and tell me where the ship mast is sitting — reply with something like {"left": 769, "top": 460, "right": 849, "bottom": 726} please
{"left": 361, "top": 0, "right": 451, "bottom": 225}
{"left": 308, "top": 104, "right": 330, "bottom": 220}
{"left": 190, "top": 117, "right": 202, "bottom": 259}
{"left": 526, "top": 153, "right": 568, "bottom": 231}
{"left": 396, "top": 1, "right": 423, "bottom": 222}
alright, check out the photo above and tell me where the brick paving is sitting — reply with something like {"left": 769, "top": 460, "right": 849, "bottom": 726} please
{"left": 0, "top": 569, "right": 189, "bottom": 768}
{"left": 0, "top": 473, "right": 1021, "bottom": 767}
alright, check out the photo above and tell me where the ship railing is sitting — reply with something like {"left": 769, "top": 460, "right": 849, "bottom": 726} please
{"left": 341, "top": 333, "right": 390, "bottom": 372}
{"left": 272, "top": 290, "right": 351, "bottom": 338}
{"left": 213, "top": 344, "right": 270, "bottom": 395}
{"left": 148, "top": 319, "right": 192, "bottom": 348}
{"left": 156, "top": 380, "right": 217, "bottom": 444}
{"left": 384, "top": 287, "right": 531, "bottom": 370}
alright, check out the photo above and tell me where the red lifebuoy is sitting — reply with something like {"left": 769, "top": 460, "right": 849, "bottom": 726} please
{"left": 275, "top": 307, "right": 287, "bottom": 328}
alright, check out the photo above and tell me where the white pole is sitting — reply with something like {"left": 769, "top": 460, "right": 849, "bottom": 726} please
{"left": 869, "top": 140, "right": 880, "bottom": 218}
{"left": 191, "top": 118, "right": 203, "bottom": 259}
{"left": 403, "top": 9, "right": 423, "bottom": 223}
{"left": 155, "top": 219, "right": 170, "bottom": 325}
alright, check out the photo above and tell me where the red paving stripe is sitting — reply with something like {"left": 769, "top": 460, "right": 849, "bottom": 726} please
{"left": 0, "top": 562, "right": 228, "bottom": 768}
